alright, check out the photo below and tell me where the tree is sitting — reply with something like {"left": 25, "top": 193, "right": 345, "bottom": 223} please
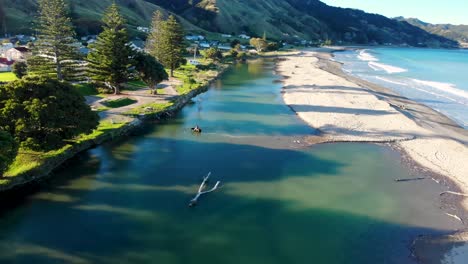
{"left": 134, "top": 52, "right": 168, "bottom": 95}
{"left": 201, "top": 47, "right": 223, "bottom": 61}
{"left": 146, "top": 10, "right": 164, "bottom": 53}
{"left": 250, "top": 38, "right": 268, "bottom": 52}
{"left": 0, "top": 77, "right": 99, "bottom": 151}
{"left": 230, "top": 39, "right": 240, "bottom": 48}
{"left": 0, "top": 0, "right": 6, "bottom": 36}
{"left": 28, "top": 0, "right": 78, "bottom": 81}
{"left": 12, "top": 61, "right": 28, "bottom": 79}
{"left": 87, "top": 3, "right": 132, "bottom": 94}
{"left": 148, "top": 15, "right": 185, "bottom": 77}
{"left": 0, "top": 131, "right": 16, "bottom": 176}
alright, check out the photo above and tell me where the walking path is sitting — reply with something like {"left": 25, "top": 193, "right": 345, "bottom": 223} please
{"left": 85, "top": 78, "right": 181, "bottom": 123}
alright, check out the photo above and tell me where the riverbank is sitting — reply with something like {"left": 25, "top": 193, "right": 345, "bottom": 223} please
{"left": 0, "top": 63, "right": 229, "bottom": 192}
{"left": 277, "top": 49, "right": 468, "bottom": 262}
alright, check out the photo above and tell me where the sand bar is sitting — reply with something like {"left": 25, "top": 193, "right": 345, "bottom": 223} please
{"left": 278, "top": 50, "right": 468, "bottom": 208}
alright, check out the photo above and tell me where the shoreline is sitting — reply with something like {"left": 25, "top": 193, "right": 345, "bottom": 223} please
{"left": 0, "top": 64, "right": 229, "bottom": 193}
{"left": 276, "top": 49, "right": 468, "bottom": 262}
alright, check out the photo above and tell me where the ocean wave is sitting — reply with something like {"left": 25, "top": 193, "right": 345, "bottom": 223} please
{"left": 411, "top": 79, "right": 468, "bottom": 101}
{"left": 368, "top": 61, "right": 408, "bottom": 74}
{"left": 375, "top": 76, "right": 408, "bottom": 86}
{"left": 357, "top": 49, "right": 378, "bottom": 62}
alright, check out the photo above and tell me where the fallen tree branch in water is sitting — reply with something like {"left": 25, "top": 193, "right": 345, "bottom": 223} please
{"left": 394, "top": 177, "right": 425, "bottom": 182}
{"left": 440, "top": 191, "right": 468, "bottom": 197}
{"left": 189, "top": 172, "right": 221, "bottom": 207}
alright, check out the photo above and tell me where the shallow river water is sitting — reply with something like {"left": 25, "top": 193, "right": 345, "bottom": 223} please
{"left": 0, "top": 59, "right": 462, "bottom": 264}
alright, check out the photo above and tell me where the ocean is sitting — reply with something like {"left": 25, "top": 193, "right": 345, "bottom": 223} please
{"left": 334, "top": 48, "right": 468, "bottom": 129}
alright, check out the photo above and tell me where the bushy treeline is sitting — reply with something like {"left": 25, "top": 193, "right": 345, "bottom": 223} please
{"left": 0, "top": 0, "right": 188, "bottom": 175}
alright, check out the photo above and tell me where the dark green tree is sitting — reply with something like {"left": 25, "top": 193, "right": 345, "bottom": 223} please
{"left": 12, "top": 61, "right": 28, "bottom": 79}
{"left": 201, "top": 47, "right": 223, "bottom": 61}
{"left": 0, "top": 77, "right": 99, "bottom": 151}
{"left": 134, "top": 52, "right": 168, "bottom": 95}
{"left": 87, "top": 3, "right": 132, "bottom": 94}
{"left": 230, "top": 39, "right": 240, "bottom": 48}
{"left": 149, "top": 15, "right": 185, "bottom": 77}
{"left": 0, "top": 131, "right": 16, "bottom": 176}
{"left": 28, "top": 0, "right": 78, "bottom": 81}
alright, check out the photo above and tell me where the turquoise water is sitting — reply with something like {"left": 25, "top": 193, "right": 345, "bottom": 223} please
{"left": 334, "top": 48, "right": 468, "bottom": 128}
{"left": 0, "top": 59, "right": 462, "bottom": 264}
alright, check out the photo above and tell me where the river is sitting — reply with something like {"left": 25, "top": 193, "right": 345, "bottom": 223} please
{"left": 0, "top": 59, "right": 462, "bottom": 264}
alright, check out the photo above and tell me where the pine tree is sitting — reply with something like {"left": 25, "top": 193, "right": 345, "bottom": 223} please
{"left": 28, "top": 0, "right": 78, "bottom": 81}
{"left": 87, "top": 3, "right": 132, "bottom": 94}
{"left": 146, "top": 10, "right": 164, "bottom": 54}
{"left": 149, "top": 15, "right": 185, "bottom": 77}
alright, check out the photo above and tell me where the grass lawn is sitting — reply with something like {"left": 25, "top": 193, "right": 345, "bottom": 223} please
{"left": 125, "top": 102, "right": 173, "bottom": 116}
{"left": 74, "top": 83, "right": 98, "bottom": 96}
{"left": 0, "top": 72, "right": 18, "bottom": 82}
{"left": 102, "top": 97, "right": 137, "bottom": 108}
{"left": 4, "top": 120, "right": 129, "bottom": 180}
{"left": 124, "top": 80, "right": 147, "bottom": 91}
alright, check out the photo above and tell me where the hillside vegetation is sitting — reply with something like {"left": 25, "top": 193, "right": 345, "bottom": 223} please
{"left": 396, "top": 17, "right": 468, "bottom": 45}
{"left": 0, "top": 0, "right": 458, "bottom": 47}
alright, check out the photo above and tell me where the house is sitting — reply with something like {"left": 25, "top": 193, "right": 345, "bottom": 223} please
{"left": 217, "top": 44, "right": 231, "bottom": 50}
{"left": 137, "top": 26, "right": 149, "bottom": 33}
{"left": 0, "top": 58, "right": 15, "bottom": 72}
{"left": 221, "top": 34, "right": 232, "bottom": 38}
{"left": 129, "top": 40, "right": 145, "bottom": 52}
{"left": 5, "top": 47, "right": 32, "bottom": 61}
{"left": 238, "top": 34, "right": 251, "bottom": 39}
{"left": 189, "top": 59, "right": 200, "bottom": 65}
{"left": 199, "top": 42, "right": 211, "bottom": 48}
{"left": 185, "top": 35, "right": 205, "bottom": 41}
{"left": 0, "top": 43, "right": 14, "bottom": 56}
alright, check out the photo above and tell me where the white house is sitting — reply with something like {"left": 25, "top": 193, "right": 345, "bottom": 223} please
{"left": 185, "top": 35, "right": 205, "bottom": 41}
{"left": 199, "top": 42, "right": 211, "bottom": 48}
{"left": 0, "top": 58, "right": 14, "bottom": 72}
{"left": 137, "top": 26, "right": 149, "bottom": 33}
{"left": 221, "top": 34, "right": 232, "bottom": 38}
{"left": 0, "top": 43, "right": 14, "bottom": 57}
{"left": 238, "top": 34, "right": 251, "bottom": 39}
{"left": 5, "top": 47, "right": 31, "bottom": 61}
{"left": 217, "top": 45, "right": 231, "bottom": 50}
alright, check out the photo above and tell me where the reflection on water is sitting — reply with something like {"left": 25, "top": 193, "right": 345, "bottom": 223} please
{"left": 0, "top": 59, "right": 461, "bottom": 264}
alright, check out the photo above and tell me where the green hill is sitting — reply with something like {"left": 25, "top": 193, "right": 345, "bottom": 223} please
{"left": 0, "top": 0, "right": 458, "bottom": 47}
{"left": 395, "top": 17, "right": 468, "bottom": 46}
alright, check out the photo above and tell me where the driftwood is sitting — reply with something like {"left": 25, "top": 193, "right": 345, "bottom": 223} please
{"left": 440, "top": 191, "right": 468, "bottom": 197}
{"left": 394, "top": 177, "right": 425, "bottom": 182}
{"left": 189, "top": 172, "right": 220, "bottom": 207}
{"left": 445, "top": 213, "right": 463, "bottom": 223}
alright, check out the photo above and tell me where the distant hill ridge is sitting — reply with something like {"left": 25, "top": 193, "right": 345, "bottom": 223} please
{"left": 0, "top": 0, "right": 458, "bottom": 47}
{"left": 395, "top": 17, "right": 468, "bottom": 47}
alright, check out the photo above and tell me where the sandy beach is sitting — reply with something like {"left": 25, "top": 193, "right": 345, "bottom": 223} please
{"left": 277, "top": 50, "right": 468, "bottom": 261}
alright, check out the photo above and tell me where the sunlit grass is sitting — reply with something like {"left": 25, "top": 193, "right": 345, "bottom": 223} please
{"left": 73, "top": 83, "right": 98, "bottom": 96}
{"left": 4, "top": 120, "right": 130, "bottom": 179}
{"left": 102, "top": 98, "right": 137, "bottom": 108}
{"left": 124, "top": 102, "right": 174, "bottom": 116}
{"left": 0, "top": 72, "right": 18, "bottom": 82}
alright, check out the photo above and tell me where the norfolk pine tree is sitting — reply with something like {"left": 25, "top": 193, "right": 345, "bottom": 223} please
{"left": 28, "top": 0, "right": 78, "bottom": 80}
{"left": 87, "top": 3, "right": 132, "bottom": 95}
{"left": 146, "top": 10, "right": 164, "bottom": 55}
{"left": 148, "top": 15, "right": 185, "bottom": 77}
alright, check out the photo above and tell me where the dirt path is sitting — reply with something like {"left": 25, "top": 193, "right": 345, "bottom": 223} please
{"left": 85, "top": 78, "right": 181, "bottom": 123}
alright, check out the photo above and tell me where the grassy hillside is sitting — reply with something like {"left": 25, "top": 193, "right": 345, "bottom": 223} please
{"left": 396, "top": 17, "right": 468, "bottom": 45}
{"left": 0, "top": 0, "right": 203, "bottom": 36}
{"left": 0, "top": 0, "right": 458, "bottom": 47}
